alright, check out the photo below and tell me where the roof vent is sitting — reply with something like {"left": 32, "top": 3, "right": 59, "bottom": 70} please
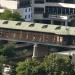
{"left": 42, "top": 25, "right": 48, "bottom": 28}
{"left": 16, "top": 22, "right": 21, "bottom": 25}
{"left": 55, "top": 26, "right": 61, "bottom": 30}
{"left": 29, "top": 23, "right": 35, "bottom": 27}
{"left": 3, "top": 21, "right": 8, "bottom": 24}
{"left": 66, "top": 28, "right": 69, "bottom": 31}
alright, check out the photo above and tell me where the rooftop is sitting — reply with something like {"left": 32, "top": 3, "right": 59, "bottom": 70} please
{"left": 0, "top": 20, "right": 75, "bottom": 35}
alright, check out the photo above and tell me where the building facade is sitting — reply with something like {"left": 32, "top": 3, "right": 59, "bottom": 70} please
{"left": 32, "top": 0, "right": 75, "bottom": 25}
{"left": 0, "top": 0, "right": 32, "bottom": 22}
{"left": 18, "top": 7, "right": 32, "bottom": 22}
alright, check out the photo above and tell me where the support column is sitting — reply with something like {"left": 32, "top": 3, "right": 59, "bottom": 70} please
{"left": 65, "top": 20, "right": 68, "bottom": 26}
{"left": 32, "top": 44, "right": 38, "bottom": 58}
{"left": 32, "top": 44, "right": 49, "bottom": 58}
{"left": 51, "top": 20, "right": 53, "bottom": 24}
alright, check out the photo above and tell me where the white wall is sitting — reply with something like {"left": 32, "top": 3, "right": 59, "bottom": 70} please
{"left": 0, "top": 8, "right": 5, "bottom": 13}
{"left": 18, "top": 7, "right": 32, "bottom": 22}
{"left": 0, "top": 0, "right": 18, "bottom": 9}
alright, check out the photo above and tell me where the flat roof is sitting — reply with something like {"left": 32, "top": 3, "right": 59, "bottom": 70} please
{"left": 0, "top": 20, "right": 75, "bottom": 35}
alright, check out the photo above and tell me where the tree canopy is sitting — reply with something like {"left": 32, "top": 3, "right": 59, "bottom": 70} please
{"left": 0, "top": 9, "right": 24, "bottom": 21}
{"left": 16, "top": 54, "right": 75, "bottom": 75}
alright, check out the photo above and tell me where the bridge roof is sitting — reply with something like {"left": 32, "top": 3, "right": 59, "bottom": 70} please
{"left": 0, "top": 20, "right": 75, "bottom": 35}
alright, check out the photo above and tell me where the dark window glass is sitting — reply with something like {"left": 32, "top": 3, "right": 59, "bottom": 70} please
{"left": 62, "top": 8, "right": 65, "bottom": 15}
{"left": 45, "top": 6, "right": 75, "bottom": 15}
{"left": 65, "top": 8, "right": 69, "bottom": 15}
{"left": 34, "top": 0, "right": 44, "bottom": 3}
{"left": 70, "top": 8, "right": 73, "bottom": 14}
{"left": 58, "top": 7, "right": 61, "bottom": 14}
{"left": 34, "top": 7, "right": 44, "bottom": 14}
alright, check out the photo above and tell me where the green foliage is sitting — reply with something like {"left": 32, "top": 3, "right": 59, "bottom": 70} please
{"left": 16, "top": 60, "right": 40, "bottom": 75}
{"left": 4, "top": 45, "right": 16, "bottom": 57}
{"left": 0, "top": 55, "right": 7, "bottom": 63}
{"left": 0, "top": 9, "right": 12, "bottom": 20}
{"left": 43, "top": 54, "right": 75, "bottom": 75}
{"left": 0, "top": 43, "right": 16, "bottom": 75}
{"left": 0, "top": 9, "right": 24, "bottom": 21}
{"left": 0, "top": 43, "right": 16, "bottom": 58}
{"left": 16, "top": 54, "right": 75, "bottom": 75}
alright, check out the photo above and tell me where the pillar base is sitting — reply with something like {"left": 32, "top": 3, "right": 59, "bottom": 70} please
{"left": 32, "top": 44, "right": 49, "bottom": 59}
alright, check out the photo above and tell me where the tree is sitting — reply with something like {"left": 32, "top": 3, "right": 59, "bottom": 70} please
{"left": 0, "top": 43, "right": 16, "bottom": 74}
{"left": 16, "top": 54, "right": 75, "bottom": 75}
{"left": 43, "top": 54, "right": 75, "bottom": 75}
{"left": 0, "top": 9, "right": 12, "bottom": 20}
{"left": 0, "top": 9, "right": 24, "bottom": 21}
{"left": 0, "top": 43, "right": 16, "bottom": 58}
{"left": 16, "top": 60, "right": 40, "bottom": 75}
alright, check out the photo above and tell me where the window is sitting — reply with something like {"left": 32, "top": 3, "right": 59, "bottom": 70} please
{"left": 46, "top": 0, "right": 74, "bottom": 3}
{"left": 45, "top": 6, "right": 75, "bottom": 15}
{"left": 34, "top": 0, "right": 44, "bottom": 4}
{"left": 34, "top": 7, "right": 44, "bottom": 14}
{"left": 29, "top": 8, "right": 31, "bottom": 12}
{"left": 25, "top": 15, "right": 27, "bottom": 19}
{"left": 70, "top": 8, "right": 73, "bottom": 14}
{"left": 46, "top": 0, "right": 61, "bottom": 2}
{"left": 65, "top": 8, "right": 69, "bottom": 15}
{"left": 25, "top": 9, "right": 27, "bottom": 12}
{"left": 29, "top": 15, "right": 30, "bottom": 18}
{"left": 62, "top": 7, "right": 66, "bottom": 15}
{"left": 64, "top": 0, "right": 73, "bottom": 3}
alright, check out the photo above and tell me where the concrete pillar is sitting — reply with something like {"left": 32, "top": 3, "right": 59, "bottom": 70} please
{"left": 65, "top": 20, "right": 68, "bottom": 26}
{"left": 51, "top": 20, "right": 53, "bottom": 24}
{"left": 32, "top": 44, "right": 49, "bottom": 58}
{"left": 32, "top": 44, "right": 38, "bottom": 58}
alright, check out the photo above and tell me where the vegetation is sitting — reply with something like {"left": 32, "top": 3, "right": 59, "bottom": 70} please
{"left": 0, "top": 9, "right": 24, "bottom": 21}
{"left": 0, "top": 42, "right": 75, "bottom": 75}
{"left": 16, "top": 54, "right": 75, "bottom": 75}
{"left": 0, "top": 43, "right": 16, "bottom": 58}
{"left": 0, "top": 43, "right": 16, "bottom": 73}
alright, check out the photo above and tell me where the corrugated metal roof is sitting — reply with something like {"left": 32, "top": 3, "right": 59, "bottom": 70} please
{"left": 0, "top": 20, "right": 75, "bottom": 35}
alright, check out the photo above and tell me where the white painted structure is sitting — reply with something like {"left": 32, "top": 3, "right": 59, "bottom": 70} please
{"left": 0, "top": 0, "right": 18, "bottom": 9}
{"left": 18, "top": 7, "right": 32, "bottom": 21}
{"left": 0, "top": 8, "right": 5, "bottom": 13}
